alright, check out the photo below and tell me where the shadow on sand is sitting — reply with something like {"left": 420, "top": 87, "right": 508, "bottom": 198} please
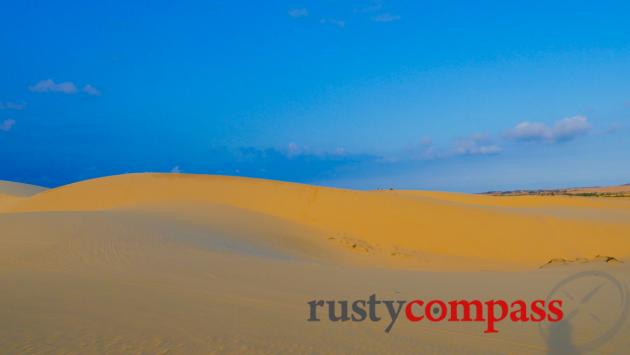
{"left": 546, "top": 319, "right": 579, "bottom": 355}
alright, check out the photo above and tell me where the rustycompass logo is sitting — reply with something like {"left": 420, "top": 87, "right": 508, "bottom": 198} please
{"left": 307, "top": 295, "right": 564, "bottom": 334}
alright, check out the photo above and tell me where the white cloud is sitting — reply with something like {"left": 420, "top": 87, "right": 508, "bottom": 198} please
{"left": 552, "top": 116, "right": 592, "bottom": 141}
{"left": 0, "top": 102, "right": 26, "bottom": 110}
{"left": 372, "top": 13, "right": 401, "bottom": 22}
{"left": 454, "top": 134, "right": 502, "bottom": 156}
{"left": 508, "top": 115, "right": 591, "bottom": 143}
{"left": 508, "top": 121, "right": 551, "bottom": 141}
{"left": 83, "top": 84, "right": 101, "bottom": 96}
{"left": 288, "top": 8, "right": 308, "bottom": 18}
{"left": 320, "top": 18, "right": 346, "bottom": 28}
{"left": 29, "top": 79, "right": 78, "bottom": 94}
{"left": 383, "top": 133, "right": 500, "bottom": 163}
{"left": 0, "top": 119, "right": 16, "bottom": 132}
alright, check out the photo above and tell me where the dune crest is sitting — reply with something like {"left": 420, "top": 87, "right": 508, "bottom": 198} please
{"left": 540, "top": 255, "right": 624, "bottom": 268}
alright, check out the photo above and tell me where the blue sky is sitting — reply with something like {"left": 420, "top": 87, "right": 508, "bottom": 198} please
{"left": 1, "top": 0, "right": 630, "bottom": 192}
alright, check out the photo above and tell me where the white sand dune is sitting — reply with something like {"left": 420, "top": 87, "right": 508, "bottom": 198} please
{"left": 1, "top": 173, "right": 629, "bottom": 354}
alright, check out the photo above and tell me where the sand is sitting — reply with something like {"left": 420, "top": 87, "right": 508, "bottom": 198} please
{"left": 1, "top": 173, "right": 629, "bottom": 354}
{"left": 0, "top": 180, "right": 48, "bottom": 197}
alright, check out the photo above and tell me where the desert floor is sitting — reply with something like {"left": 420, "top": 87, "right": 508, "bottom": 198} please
{"left": 1, "top": 173, "right": 629, "bottom": 354}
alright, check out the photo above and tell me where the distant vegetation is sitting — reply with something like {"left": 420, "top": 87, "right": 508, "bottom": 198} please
{"left": 569, "top": 192, "right": 629, "bottom": 197}
{"left": 482, "top": 186, "right": 630, "bottom": 198}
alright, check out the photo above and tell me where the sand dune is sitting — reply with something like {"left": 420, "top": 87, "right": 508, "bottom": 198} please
{"left": 1, "top": 173, "right": 629, "bottom": 354}
{"left": 6, "top": 173, "right": 630, "bottom": 268}
{"left": 0, "top": 181, "right": 47, "bottom": 211}
{"left": 0, "top": 180, "right": 47, "bottom": 197}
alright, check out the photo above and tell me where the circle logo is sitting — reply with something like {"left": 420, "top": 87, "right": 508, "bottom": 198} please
{"left": 539, "top": 271, "right": 628, "bottom": 352}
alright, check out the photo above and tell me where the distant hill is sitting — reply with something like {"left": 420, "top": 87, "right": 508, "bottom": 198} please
{"left": 482, "top": 184, "right": 630, "bottom": 197}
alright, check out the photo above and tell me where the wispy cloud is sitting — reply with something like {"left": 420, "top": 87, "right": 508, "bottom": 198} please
{"left": 82, "top": 84, "right": 101, "bottom": 96}
{"left": 0, "top": 102, "right": 26, "bottom": 110}
{"left": 288, "top": 8, "right": 308, "bottom": 18}
{"left": 29, "top": 79, "right": 101, "bottom": 96}
{"left": 603, "top": 122, "right": 627, "bottom": 134}
{"left": 356, "top": 1, "right": 383, "bottom": 13}
{"left": 320, "top": 18, "right": 346, "bottom": 28}
{"left": 220, "top": 145, "right": 373, "bottom": 183}
{"left": 370, "top": 115, "right": 595, "bottom": 163}
{"left": 507, "top": 116, "right": 592, "bottom": 143}
{"left": 0, "top": 119, "right": 16, "bottom": 132}
{"left": 372, "top": 13, "right": 401, "bottom": 22}
{"left": 355, "top": 1, "right": 401, "bottom": 23}
{"left": 287, "top": 142, "right": 303, "bottom": 157}
{"left": 390, "top": 136, "right": 437, "bottom": 162}
{"left": 29, "top": 79, "right": 78, "bottom": 94}
{"left": 553, "top": 116, "right": 592, "bottom": 141}
{"left": 453, "top": 134, "right": 502, "bottom": 156}
{"left": 383, "top": 133, "right": 501, "bottom": 163}
{"left": 285, "top": 142, "right": 347, "bottom": 158}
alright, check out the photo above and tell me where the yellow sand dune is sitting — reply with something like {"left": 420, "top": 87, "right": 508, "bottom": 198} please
{"left": 6, "top": 173, "right": 630, "bottom": 268}
{"left": 2, "top": 174, "right": 630, "bottom": 354}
